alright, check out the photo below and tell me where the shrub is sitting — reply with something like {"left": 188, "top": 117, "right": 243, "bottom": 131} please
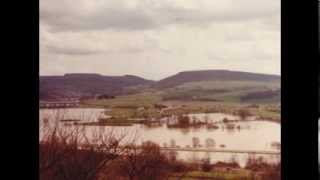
{"left": 40, "top": 123, "right": 127, "bottom": 180}
{"left": 237, "top": 109, "right": 252, "bottom": 120}
{"left": 114, "top": 141, "right": 171, "bottom": 180}
{"left": 201, "top": 158, "right": 212, "bottom": 172}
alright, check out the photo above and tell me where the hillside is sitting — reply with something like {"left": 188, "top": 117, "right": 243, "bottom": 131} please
{"left": 39, "top": 73, "right": 154, "bottom": 100}
{"left": 154, "top": 70, "right": 280, "bottom": 103}
{"left": 154, "top": 70, "right": 280, "bottom": 89}
{"left": 40, "top": 70, "right": 281, "bottom": 104}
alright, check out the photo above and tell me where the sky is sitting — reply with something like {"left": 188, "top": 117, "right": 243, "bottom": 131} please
{"left": 40, "top": 0, "right": 280, "bottom": 80}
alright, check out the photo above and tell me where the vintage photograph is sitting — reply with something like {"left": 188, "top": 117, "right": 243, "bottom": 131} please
{"left": 40, "top": 0, "right": 281, "bottom": 179}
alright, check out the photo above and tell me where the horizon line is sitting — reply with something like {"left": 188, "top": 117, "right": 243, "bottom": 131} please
{"left": 39, "top": 69, "right": 281, "bottom": 81}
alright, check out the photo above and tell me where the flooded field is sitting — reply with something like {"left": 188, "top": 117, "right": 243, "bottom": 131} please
{"left": 40, "top": 108, "right": 280, "bottom": 167}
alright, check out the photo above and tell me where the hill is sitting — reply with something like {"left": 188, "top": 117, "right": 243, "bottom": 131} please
{"left": 154, "top": 70, "right": 280, "bottom": 89}
{"left": 39, "top": 73, "right": 154, "bottom": 100}
{"left": 40, "top": 70, "right": 280, "bottom": 104}
{"left": 154, "top": 70, "right": 280, "bottom": 103}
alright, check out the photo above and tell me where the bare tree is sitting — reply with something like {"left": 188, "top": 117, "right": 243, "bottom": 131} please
{"left": 114, "top": 141, "right": 171, "bottom": 180}
{"left": 39, "top": 113, "right": 130, "bottom": 180}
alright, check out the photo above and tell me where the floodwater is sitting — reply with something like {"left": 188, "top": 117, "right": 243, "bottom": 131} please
{"left": 39, "top": 108, "right": 281, "bottom": 167}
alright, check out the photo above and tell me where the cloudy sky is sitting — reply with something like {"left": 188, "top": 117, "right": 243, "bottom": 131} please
{"left": 40, "top": 0, "right": 280, "bottom": 80}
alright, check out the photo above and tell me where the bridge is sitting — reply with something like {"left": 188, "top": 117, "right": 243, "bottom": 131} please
{"left": 39, "top": 100, "right": 80, "bottom": 108}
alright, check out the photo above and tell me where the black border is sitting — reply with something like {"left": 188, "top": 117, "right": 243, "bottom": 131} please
{"left": 32, "top": 0, "right": 40, "bottom": 178}
{"left": 281, "top": 0, "right": 319, "bottom": 179}
{"left": 8, "top": 0, "right": 39, "bottom": 179}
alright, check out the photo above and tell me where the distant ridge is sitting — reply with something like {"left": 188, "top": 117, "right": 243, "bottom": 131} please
{"left": 40, "top": 70, "right": 280, "bottom": 100}
{"left": 40, "top": 73, "right": 154, "bottom": 100}
{"left": 154, "top": 70, "right": 280, "bottom": 89}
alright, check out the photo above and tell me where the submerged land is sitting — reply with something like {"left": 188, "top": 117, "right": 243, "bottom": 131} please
{"left": 40, "top": 70, "right": 281, "bottom": 180}
{"left": 40, "top": 70, "right": 280, "bottom": 124}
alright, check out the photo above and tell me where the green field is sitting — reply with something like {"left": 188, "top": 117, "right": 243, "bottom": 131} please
{"left": 82, "top": 92, "right": 161, "bottom": 108}
{"left": 80, "top": 86, "right": 280, "bottom": 123}
{"left": 161, "top": 80, "right": 280, "bottom": 103}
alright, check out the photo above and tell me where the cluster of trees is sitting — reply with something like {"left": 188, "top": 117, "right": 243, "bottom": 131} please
{"left": 96, "top": 94, "right": 115, "bottom": 100}
{"left": 237, "top": 109, "right": 252, "bottom": 120}
{"left": 245, "top": 156, "right": 281, "bottom": 180}
{"left": 176, "top": 115, "right": 208, "bottom": 127}
{"left": 177, "top": 115, "right": 191, "bottom": 126}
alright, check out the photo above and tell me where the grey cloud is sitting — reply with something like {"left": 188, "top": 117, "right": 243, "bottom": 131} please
{"left": 225, "top": 33, "right": 254, "bottom": 42}
{"left": 41, "top": 9, "right": 158, "bottom": 32}
{"left": 159, "top": 7, "right": 279, "bottom": 25}
{"left": 46, "top": 45, "right": 102, "bottom": 55}
{"left": 45, "top": 44, "right": 155, "bottom": 56}
{"left": 40, "top": 0, "right": 280, "bottom": 79}
{"left": 117, "top": 47, "right": 145, "bottom": 54}
{"left": 40, "top": 0, "right": 280, "bottom": 32}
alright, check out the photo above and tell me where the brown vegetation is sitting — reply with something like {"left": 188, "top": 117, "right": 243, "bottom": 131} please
{"left": 40, "top": 124, "right": 127, "bottom": 180}
{"left": 40, "top": 121, "right": 280, "bottom": 180}
{"left": 109, "top": 142, "right": 171, "bottom": 180}
{"left": 237, "top": 109, "right": 252, "bottom": 120}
